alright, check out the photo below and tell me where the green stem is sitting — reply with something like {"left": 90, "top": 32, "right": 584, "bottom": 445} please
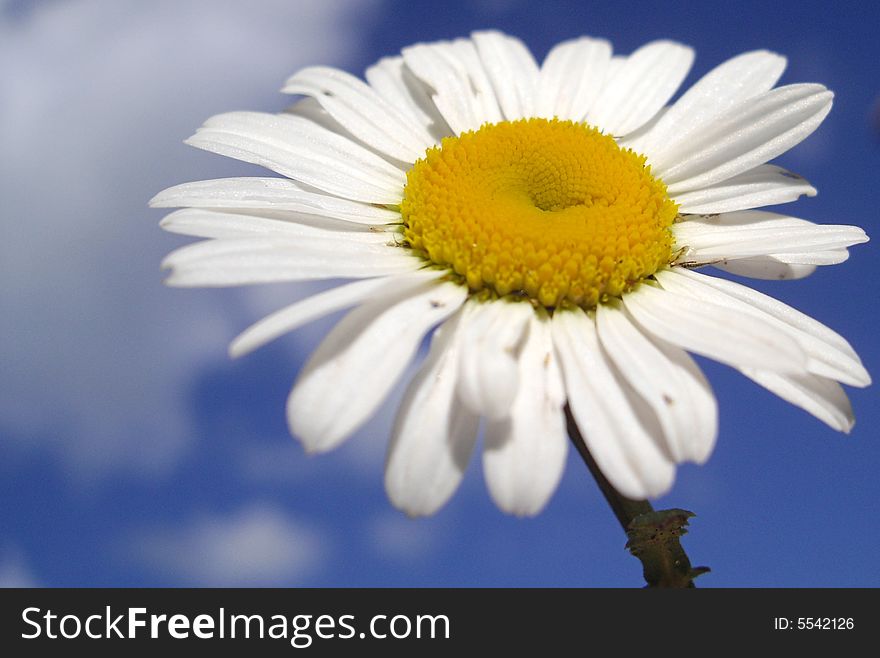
{"left": 564, "top": 405, "right": 709, "bottom": 588}
{"left": 564, "top": 405, "right": 654, "bottom": 529}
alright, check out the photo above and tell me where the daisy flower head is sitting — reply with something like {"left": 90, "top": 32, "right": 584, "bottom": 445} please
{"left": 153, "top": 31, "right": 870, "bottom": 518}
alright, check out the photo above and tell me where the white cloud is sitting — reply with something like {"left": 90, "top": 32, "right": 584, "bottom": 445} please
{"left": 129, "top": 503, "right": 326, "bottom": 585}
{"left": 366, "top": 512, "right": 443, "bottom": 562}
{"left": 0, "top": 547, "right": 39, "bottom": 588}
{"left": 0, "top": 0, "right": 380, "bottom": 479}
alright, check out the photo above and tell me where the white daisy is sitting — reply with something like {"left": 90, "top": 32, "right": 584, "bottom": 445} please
{"left": 153, "top": 31, "right": 870, "bottom": 517}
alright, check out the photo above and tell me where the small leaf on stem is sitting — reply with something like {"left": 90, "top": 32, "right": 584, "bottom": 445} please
{"left": 625, "top": 509, "right": 710, "bottom": 588}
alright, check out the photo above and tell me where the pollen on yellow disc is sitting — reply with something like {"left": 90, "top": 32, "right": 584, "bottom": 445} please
{"left": 401, "top": 118, "right": 678, "bottom": 309}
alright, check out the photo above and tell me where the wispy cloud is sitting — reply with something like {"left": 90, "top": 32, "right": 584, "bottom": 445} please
{"left": 0, "top": 547, "right": 39, "bottom": 588}
{"left": 0, "top": 0, "right": 380, "bottom": 480}
{"left": 366, "top": 512, "right": 444, "bottom": 562}
{"left": 127, "top": 502, "right": 327, "bottom": 585}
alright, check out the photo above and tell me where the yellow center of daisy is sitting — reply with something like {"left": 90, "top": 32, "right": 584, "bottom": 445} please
{"left": 401, "top": 118, "right": 678, "bottom": 308}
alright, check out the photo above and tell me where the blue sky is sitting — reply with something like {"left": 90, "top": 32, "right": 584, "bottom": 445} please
{"left": 1, "top": 0, "right": 878, "bottom": 587}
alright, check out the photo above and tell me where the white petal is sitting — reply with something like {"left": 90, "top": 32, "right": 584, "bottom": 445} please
{"left": 651, "top": 338, "right": 719, "bottom": 463}
{"left": 602, "top": 55, "right": 626, "bottom": 83}
{"left": 672, "top": 165, "right": 816, "bottom": 214}
{"left": 456, "top": 297, "right": 533, "bottom": 419}
{"left": 740, "top": 369, "right": 855, "bottom": 432}
{"left": 770, "top": 250, "right": 851, "bottom": 265}
{"left": 385, "top": 310, "right": 480, "bottom": 516}
{"left": 587, "top": 40, "right": 694, "bottom": 137}
{"left": 596, "top": 301, "right": 718, "bottom": 464}
{"left": 552, "top": 308, "right": 675, "bottom": 499}
{"left": 685, "top": 238, "right": 858, "bottom": 262}
{"left": 229, "top": 270, "right": 443, "bottom": 358}
{"left": 712, "top": 258, "right": 817, "bottom": 280}
{"left": 365, "top": 56, "right": 451, "bottom": 141}
{"left": 623, "top": 280, "right": 807, "bottom": 373}
{"left": 448, "top": 38, "right": 505, "bottom": 127}
{"left": 535, "top": 36, "right": 612, "bottom": 121}
{"left": 656, "top": 268, "right": 870, "bottom": 386}
{"left": 401, "top": 43, "right": 475, "bottom": 134}
{"left": 282, "top": 94, "right": 429, "bottom": 176}
{"left": 151, "top": 177, "right": 401, "bottom": 225}
{"left": 402, "top": 39, "right": 501, "bottom": 135}
{"left": 287, "top": 280, "right": 467, "bottom": 453}
{"left": 185, "top": 111, "right": 405, "bottom": 203}
{"left": 159, "top": 208, "right": 394, "bottom": 240}
{"left": 163, "top": 234, "right": 394, "bottom": 266}
{"left": 626, "top": 50, "right": 786, "bottom": 160}
{"left": 673, "top": 211, "right": 868, "bottom": 262}
{"left": 472, "top": 30, "right": 540, "bottom": 121}
{"left": 282, "top": 66, "right": 433, "bottom": 163}
{"left": 162, "top": 236, "right": 418, "bottom": 287}
{"left": 661, "top": 84, "right": 833, "bottom": 193}
{"left": 483, "top": 313, "right": 568, "bottom": 516}
{"left": 618, "top": 106, "right": 668, "bottom": 144}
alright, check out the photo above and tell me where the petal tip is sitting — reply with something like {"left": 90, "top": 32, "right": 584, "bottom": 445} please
{"left": 385, "top": 477, "right": 444, "bottom": 518}
{"left": 162, "top": 272, "right": 185, "bottom": 287}
{"left": 227, "top": 341, "right": 245, "bottom": 360}
{"left": 149, "top": 190, "right": 171, "bottom": 208}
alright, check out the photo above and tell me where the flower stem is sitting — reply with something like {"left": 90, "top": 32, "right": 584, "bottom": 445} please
{"left": 564, "top": 405, "right": 654, "bottom": 528}
{"left": 564, "top": 405, "right": 709, "bottom": 588}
